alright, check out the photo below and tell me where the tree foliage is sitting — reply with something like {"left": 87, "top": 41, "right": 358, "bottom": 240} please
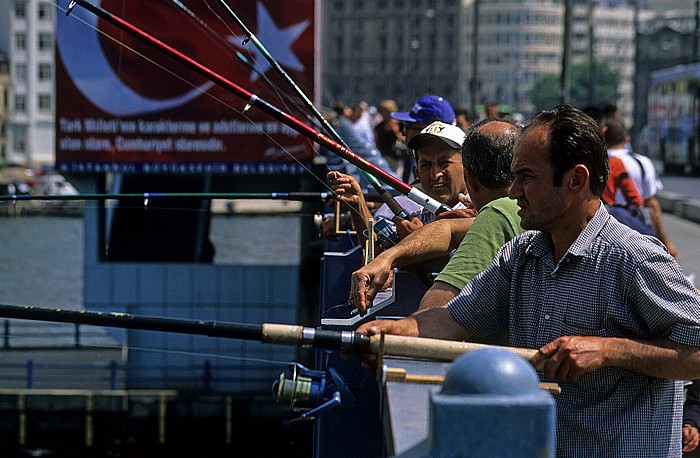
{"left": 530, "top": 59, "right": 620, "bottom": 112}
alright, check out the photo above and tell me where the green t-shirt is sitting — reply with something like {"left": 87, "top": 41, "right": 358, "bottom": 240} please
{"left": 436, "top": 197, "right": 523, "bottom": 290}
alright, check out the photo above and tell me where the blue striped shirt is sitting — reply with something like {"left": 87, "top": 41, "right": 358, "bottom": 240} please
{"left": 447, "top": 203, "right": 700, "bottom": 457}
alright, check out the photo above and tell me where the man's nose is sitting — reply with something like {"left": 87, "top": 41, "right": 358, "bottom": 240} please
{"left": 508, "top": 179, "right": 521, "bottom": 199}
{"left": 431, "top": 164, "right": 444, "bottom": 177}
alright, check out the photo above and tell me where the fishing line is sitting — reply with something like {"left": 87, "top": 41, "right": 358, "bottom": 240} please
{"left": 202, "top": 0, "right": 317, "bottom": 147}
{"left": 80, "top": 342, "right": 294, "bottom": 367}
{"left": 171, "top": 0, "right": 314, "bottom": 124}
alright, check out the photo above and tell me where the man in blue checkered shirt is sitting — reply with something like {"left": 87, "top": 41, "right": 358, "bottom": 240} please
{"left": 358, "top": 104, "right": 700, "bottom": 456}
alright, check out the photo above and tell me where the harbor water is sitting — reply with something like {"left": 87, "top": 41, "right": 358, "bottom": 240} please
{"left": 0, "top": 213, "right": 302, "bottom": 310}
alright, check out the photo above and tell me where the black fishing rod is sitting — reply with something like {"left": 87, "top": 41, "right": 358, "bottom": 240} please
{"left": 0, "top": 304, "right": 538, "bottom": 362}
{"left": 65, "top": 0, "right": 450, "bottom": 217}
{"left": 217, "top": 0, "right": 410, "bottom": 220}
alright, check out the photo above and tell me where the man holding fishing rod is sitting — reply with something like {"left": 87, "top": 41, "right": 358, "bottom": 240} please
{"left": 327, "top": 119, "right": 469, "bottom": 250}
{"left": 356, "top": 105, "right": 700, "bottom": 456}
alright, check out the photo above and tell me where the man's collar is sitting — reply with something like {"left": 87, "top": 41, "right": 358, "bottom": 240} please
{"left": 527, "top": 202, "right": 607, "bottom": 259}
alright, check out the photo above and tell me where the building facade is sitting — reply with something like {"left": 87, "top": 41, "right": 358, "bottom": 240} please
{"left": 0, "top": 0, "right": 55, "bottom": 167}
{"left": 322, "top": 0, "right": 643, "bottom": 122}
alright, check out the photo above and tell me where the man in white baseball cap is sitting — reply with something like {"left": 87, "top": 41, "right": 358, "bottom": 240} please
{"left": 328, "top": 120, "right": 469, "bottom": 249}
{"left": 403, "top": 121, "right": 467, "bottom": 216}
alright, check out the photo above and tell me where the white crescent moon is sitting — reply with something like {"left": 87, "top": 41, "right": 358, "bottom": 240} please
{"left": 57, "top": 0, "right": 212, "bottom": 117}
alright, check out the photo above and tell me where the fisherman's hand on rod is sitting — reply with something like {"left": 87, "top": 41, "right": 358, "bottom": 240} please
{"left": 354, "top": 318, "right": 420, "bottom": 369}
{"left": 327, "top": 171, "right": 365, "bottom": 210}
{"left": 350, "top": 257, "right": 394, "bottom": 315}
{"left": 530, "top": 335, "right": 609, "bottom": 382}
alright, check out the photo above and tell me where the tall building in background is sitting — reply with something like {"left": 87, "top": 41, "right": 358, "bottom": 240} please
{"left": 323, "top": 0, "right": 644, "bottom": 123}
{"left": 0, "top": 0, "right": 55, "bottom": 167}
{"left": 0, "top": 53, "right": 10, "bottom": 165}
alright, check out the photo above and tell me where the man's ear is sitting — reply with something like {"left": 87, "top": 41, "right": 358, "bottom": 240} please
{"left": 568, "top": 164, "right": 590, "bottom": 192}
{"left": 464, "top": 167, "right": 478, "bottom": 195}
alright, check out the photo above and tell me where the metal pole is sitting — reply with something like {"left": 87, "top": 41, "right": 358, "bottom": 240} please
{"left": 560, "top": 0, "right": 573, "bottom": 104}
{"left": 470, "top": 0, "right": 480, "bottom": 117}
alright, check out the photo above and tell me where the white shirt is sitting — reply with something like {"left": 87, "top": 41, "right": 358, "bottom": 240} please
{"left": 608, "top": 148, "right": 663, "bottom": 203}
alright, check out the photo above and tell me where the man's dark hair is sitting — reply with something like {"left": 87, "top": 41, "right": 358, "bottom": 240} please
{"left": 462, "top": 118, "right": 520, "bottom": 189}
{"left": 603, "top": 118, "right": 627, "bottom": 147}
{"left": 524, "top": 104, "right": 609, "bottom": 196}
{"left": 581, "top": 105, "right": 603, "bottom": 126}
{"left": 602, "top": 103, "right": 619, "bottom": 119}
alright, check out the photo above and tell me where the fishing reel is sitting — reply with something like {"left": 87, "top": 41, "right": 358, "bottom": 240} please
{"left": 273, "top": 362, "right": 355, "bottom": 419}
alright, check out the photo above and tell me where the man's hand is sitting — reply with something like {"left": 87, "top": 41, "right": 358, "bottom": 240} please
{"left": 327, "top": 171, "right": 363, "bottom": 209}
{"left": 683, "top": 424, "right": 700, "bottom": 452}
{"left": 530, "top": 336, "right": 609, "bottom": 381}
{"left": 321, "top": 214, "right": 338, "bottom": 241}
{"left": 666, "top": 241, "right": 680, "bottom": 260}
{"left": 393, "top": 215, "right": 423, "bottom": 240}
{"left": 350, "top": 257, "right": 394, "bottom": 315}
{"left": 354, "top": 318, "right": 420, "bottom": 369}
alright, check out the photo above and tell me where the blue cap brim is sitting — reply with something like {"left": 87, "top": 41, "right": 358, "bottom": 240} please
{"left": 390, "top": 111, "right": 417, "bottom": 123}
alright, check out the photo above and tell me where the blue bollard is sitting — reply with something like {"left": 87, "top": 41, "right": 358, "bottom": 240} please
{"left": 426, "top": 348, "right": 556, "bottom": 458}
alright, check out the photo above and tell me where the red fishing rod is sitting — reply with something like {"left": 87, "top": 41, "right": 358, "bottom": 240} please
{"left": 65, "top": 0, "right": 450, "bottom": 216}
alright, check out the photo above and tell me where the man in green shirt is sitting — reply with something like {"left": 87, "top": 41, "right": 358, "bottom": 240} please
{"left": 349, "top": 119, "right": 523, "bottom": 322}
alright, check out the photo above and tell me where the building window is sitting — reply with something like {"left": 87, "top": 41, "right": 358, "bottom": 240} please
{"left": 14, "top": 94, "right": 26, "bottom": 112}
{"left": 15, "top": 33, "right": 27, "bottom": 51}
{"left": 38, "top": 63, "right": 52, "bottom": 81}
{"left": 38, "top": 93, "right": 52, "bottom": 111}
{"left": 15, "top": 63, "right": 27, "bottom": 81}
{"left": 38, "top": 33, "right": 53, "bottom": 51}
{"left": 38, "top": 2, "right": 52, "bottom": 20}
{"left": 12, "top": 135, "right": 27, "bottom": 153}
{"left": 15, "top": 1, "right": 27, "bottom": 19}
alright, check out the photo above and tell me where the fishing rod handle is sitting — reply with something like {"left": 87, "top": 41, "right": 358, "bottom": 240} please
{"left": 370, "top": 334, "right": 538, "bottom": 363}
{"left": 261, "top": 324, "right": 371, "bottom": 353}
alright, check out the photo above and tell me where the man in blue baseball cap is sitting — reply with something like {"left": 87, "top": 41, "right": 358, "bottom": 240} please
{"left": 391, "top": 95, "right": 456, "bottom": 139}
{"left": 391, "top": 95, "right": 457, "bottom": 182}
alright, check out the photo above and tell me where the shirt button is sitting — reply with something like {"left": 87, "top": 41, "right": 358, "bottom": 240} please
{"left": 544, "top": 314, "right": 550, "bottom": 320}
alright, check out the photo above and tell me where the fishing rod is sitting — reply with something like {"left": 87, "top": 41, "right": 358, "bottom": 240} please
{"left": 65, "top": 1, "right": 449, "bottom": 216}
{"left": 170, "top": 0, "right": 408, "bottom": 220}
{"left": 0, "top": 191, "right": 388, "bottom": 202}
{"left": 169, "top": 0, "right": 315, "bottom": 126}
{"left": 0, "top": 304, "right": 538, "bottom": 363}
{"left": 216, "top": 0, "right": 411, "bottom": 220}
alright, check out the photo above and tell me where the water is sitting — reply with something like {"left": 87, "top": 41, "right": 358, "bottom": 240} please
{"left": 0, "top": 213, "right": 303, "bottom": 347}
{"left": 0, "top": 214, "right": 302, "bottom": 302}
{"left": 0, "top": 216, "right": 84, "bottom": 309}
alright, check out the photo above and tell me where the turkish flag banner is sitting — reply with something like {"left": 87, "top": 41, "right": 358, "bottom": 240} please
{"left": 55, "top": 0, "right": 317, "bottom": 174}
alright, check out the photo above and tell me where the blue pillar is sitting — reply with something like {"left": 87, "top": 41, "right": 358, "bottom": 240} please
{"left": 423, "top": 348, "right": 556, "bottom": 458}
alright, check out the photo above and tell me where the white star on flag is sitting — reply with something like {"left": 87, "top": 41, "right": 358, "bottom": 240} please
{"left": 228, "top": 2, "right": 309, "bottom": 82}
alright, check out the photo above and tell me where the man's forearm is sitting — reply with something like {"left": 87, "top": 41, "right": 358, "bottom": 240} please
{"left": 645, "top": 196, "right": 671, "bottom": 245}
{"left": 608, "top": 337, "right": 700, "bottom": 380}
{"left": 376, "top": 218, "right": 474, "bottom": 270}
